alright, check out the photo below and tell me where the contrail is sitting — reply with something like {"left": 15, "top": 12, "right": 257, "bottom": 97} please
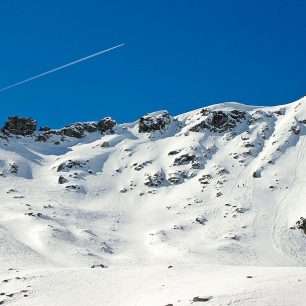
{"left": 0, "top": 43, "right": 125, "bottom": 93}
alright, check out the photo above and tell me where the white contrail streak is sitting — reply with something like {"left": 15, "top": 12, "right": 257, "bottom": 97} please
{"left": 0, "top": 43, "right": 125, "bottom": 93}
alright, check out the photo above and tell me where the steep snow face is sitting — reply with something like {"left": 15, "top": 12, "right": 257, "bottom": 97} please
{"left": 0, "top": 98, "right": 305, "bottom": 269}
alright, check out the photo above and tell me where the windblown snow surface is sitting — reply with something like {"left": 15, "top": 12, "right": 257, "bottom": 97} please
{"left": 0, "top": 97, "right": 306, "bottom": 305}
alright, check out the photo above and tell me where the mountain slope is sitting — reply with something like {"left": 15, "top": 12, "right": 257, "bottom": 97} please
{"left": 0, "top": 97, "right": 305, "bottom": 305}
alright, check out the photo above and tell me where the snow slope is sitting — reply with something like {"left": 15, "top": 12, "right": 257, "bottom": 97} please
{"left": 0, "top": 97, "right": 306, "bottom": 305}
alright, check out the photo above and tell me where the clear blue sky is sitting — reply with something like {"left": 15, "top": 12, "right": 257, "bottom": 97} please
{"left": 0, "top": 0, "right": 305, "bottom": 128}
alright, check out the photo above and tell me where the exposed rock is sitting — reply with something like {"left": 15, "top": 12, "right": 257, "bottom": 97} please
{"left": 65, "top": 185, "right": 80, "bottom": 191}
{"left": 168, "top": 149, "right": 181, "bottom": 156}
{"left": 58, "top": 175, "right": 68, "bottom": 184}
{"left": 199, "top": 174, "right": 213, "bottom": 185}
{"left": 61, "top": 124, "right": 86, "bottom": 138}
{"left": 173, "top": 154, "right": 195, "bottom": 166}
{"left": 2, "top": 116, "right": 37, "bottom": 136}
{"left": 8, "top": 163, "right": 18, "bottom": 174}
{"left": 168, "top": 170, "right": 187, "bottom": 184}
{"left": 35, "top": 134, "right": 50, "bottom": 142}
{"left": 190, "top": 110, "right": 246, "bottom": 133}
{"left": 97, "top": 117, "right": 116, "bottom": 133}
{"left": 138, "top": 111, "right": 171, "bottom": 133}
{"left": 134, "top": 161, "right": 152, "bottom": 171}
{"left": 291, "top": 125, "right": 301, "bottom": 135}
{"left": 253, "top": 171, "right": 260, "bottom": 178}
{"left": 191, "top": 158, "right": 204, "bottom": 169}
{"left": 144, "top": 172, "right": 165, "bottom": 187}
{"left": 91, "top": 264, "right": 107, "bottom": 268}
{"left": 235, "top": 207, "right": 249, "bottom": 214}
{"left": 192, "top": 296, "right": 213, "bottom": 302}
{"left": 195, "top": 215, "right": 207, "bottom": 225}
{"left": 57, "top": 160, "right": 88, "bottom": 172}
{"left": 101, "top": 141, "right": 110, "bottom": 148}
{"left": 296, "top": 217, "right": 306, "bottom": 235}
{"left": 44, "top": 117, "right": 116, "bottom": 140}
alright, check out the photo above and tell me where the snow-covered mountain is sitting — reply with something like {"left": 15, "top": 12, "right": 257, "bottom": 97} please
{"left": 0, "top": 97, "right": 306, "bottom": 305}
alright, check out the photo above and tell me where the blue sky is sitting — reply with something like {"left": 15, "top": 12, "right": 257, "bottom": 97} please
{"left": 0, "top": 0, "right": 305, "bottom": 128}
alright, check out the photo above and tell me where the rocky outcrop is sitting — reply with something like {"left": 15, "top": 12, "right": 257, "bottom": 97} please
{"left": 190, "top": 109, "right": 246, "bottom": 133}
{"left": 144, "top": 172, "right": 165, "bottom": 187}
{"left": 35, "top": 117, "right": 116, "bottom": 141}
{"left": 8, "top": 163, "right": 18, "bottom": 174}
{"left": 195, "top": 215, "right": 208, "bottom": 225}
{"left": 296, "top": 217, "right": 306, "bottom": 235}
{"left": 2, "top": 116, "right": 37, "bottom": 135}
{"left": 291, "top": 125, "right": 301, "bottom": 135}
{"left": 167, "top": 170, "right": 188, "bottom": 184}
{"left": 97, "top": 117, "right": 116, "bottom": 133}
{"left": 173, "top": 154, "right": 195, "bottom": 166}
{"left": 139, "top": 111, "right": 171, "bottom": 133}
{"left": 59, "top": 117, "right": 116, "bottom": 139}
{"left": 57, "top": 160, "right": 88, "bottom": 172}
{"left": 198, "top": 174, "right": 213, "bottom": 185}
{"left": 58, "top": 175, "right": 68, "bottom": 184}
{"left": 133, "top": 161, "right": 152, "bottom": 171}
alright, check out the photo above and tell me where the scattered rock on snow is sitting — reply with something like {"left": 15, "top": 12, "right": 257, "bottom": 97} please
{"left": 192, "top": 296, "right": 213, "bottom": 302}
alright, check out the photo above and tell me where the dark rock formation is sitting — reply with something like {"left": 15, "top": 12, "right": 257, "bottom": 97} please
{"left": 144, "top": 172, "right": 165, "bottom": 187}
{"left": 195, "top": 215, "right": 207, "bottom": 225}
{"left": 168, "top": 149, "right": 181, "bottom": 156}
{"left": 91, "top": 264, "right": 107, "bottom": 268}
{"left": 291, "top": 125, "right": 301, "bottom": 135}
{"left": 190, "top": 110, "right": 246, "bottom": 133}
{"left": 296, "top": 217, "right": 306, "bottom": 235}
{"left": 134, "top": 161, "right": 152, "bottom": 171}
{"left": 57, "top": 160, "right": 88, "bottom": 172}
{"left": 36, "top": 117, "right": 116, "bottom": 141}
{"left": 198, "top": 174, "right": 213, "bottom": 185}
{"left": 101, "top": 141, "right": 110, "bottom": 148}
{"left": 2, "top": 116, "right": 37, "bottom": 135}
{"left": 193, "top": 296, "right": 213, "bottom": 302}
{"left": 168, "top": 170, "right": 187, "bottom": 184}
{"left": 253, "top": 171, "right": 260, "bottom": 178}
{"left": 173, "top": 154, "right": 195, "bottom": 166}
{"left": 97, "top": 117, "right": 116, "bottom": 133}
{"left": 139, "top": 111, "right": 171, "bottom": 133}
{"left": 8, "top": 163, "right": 18, "bottom": 174}
{"left": 65, "top": 185, "right": 80, "bottom": 191}
{"left": 58, "top": 175, "right": 68, "bottom": 184}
